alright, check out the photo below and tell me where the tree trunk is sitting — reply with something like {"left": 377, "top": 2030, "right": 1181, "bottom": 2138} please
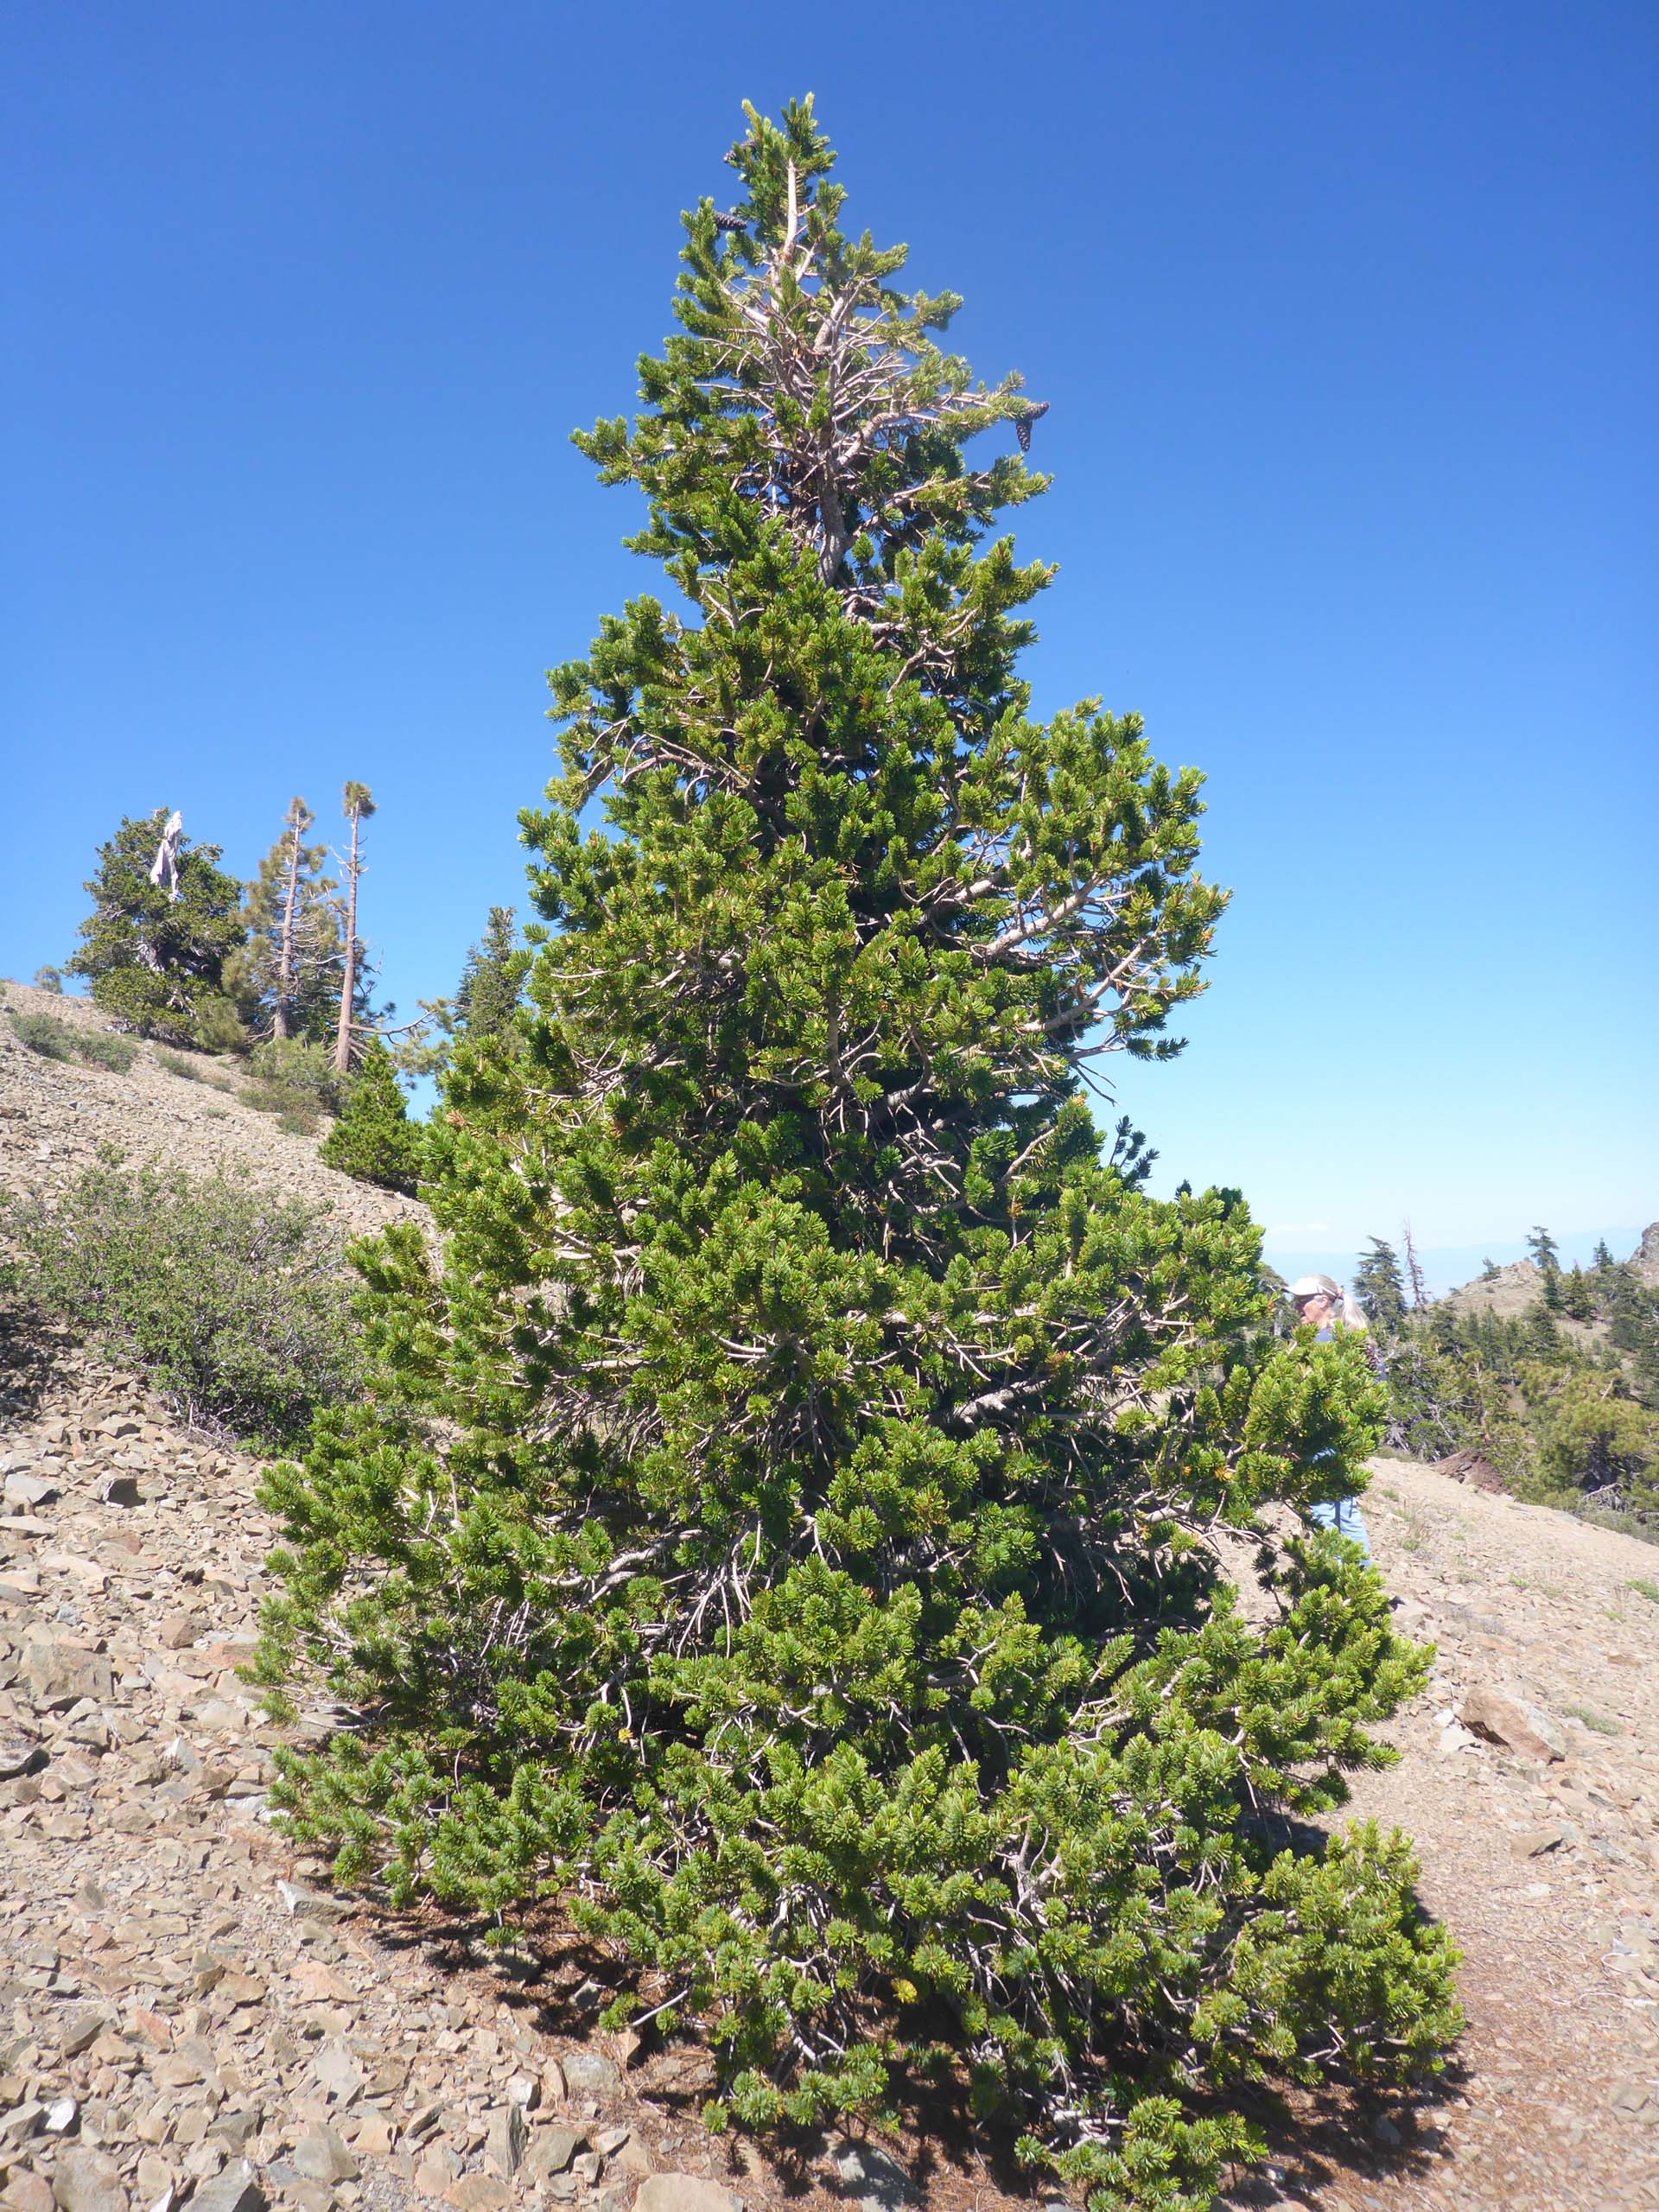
{"left": 334, "top": 814, "right": 361, "bottom": 1076}
{"left": 275, "top": 819, "right": 302, "bottom": 1042}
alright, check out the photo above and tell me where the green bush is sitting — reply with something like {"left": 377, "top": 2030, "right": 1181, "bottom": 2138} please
{"left": 318, "top": 1038, "right": 424, "bottom": 1193}
{"left": 3, "top": 1164, "right": 363, "bottom": 1444}
{"left": 10, "top": 1011, "right": 137, "bottom": 1071}
{"left": 74, "top": 1030, "right": 139, "bottom": 1073}
{"left": 10, "top": 1011, "right": 79, "bottom": 1061}
{"left": 154, "top": 1047, "right": 232, "bottom": 1087}
{"left": 248, "top": 1036, "right": 342, "bottom": 1103}
{"left": 33, "top": 966, "right": 65, "bottom": 994}
{"left": 238, "top": 1038, "right": 346, "bottom": 1135}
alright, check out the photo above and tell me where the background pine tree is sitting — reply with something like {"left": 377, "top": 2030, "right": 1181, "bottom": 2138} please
{"left": 259, "top": 100, "right": 1458, "bottom": 2212}
{"left": 453, "top": 905, "right": 529, "bottom": 1043}
{"left": 226, "top": 796, "right": 352, "bottom": 1043}
{"left": 67, "top": 809, "right": 248, "bottom": 1046}
{"left": 1354, "top": 1236, "right": 1408, "bottom": 1338}
{"left": 317, "top": 1036, "right": 424, "bottom": 1194}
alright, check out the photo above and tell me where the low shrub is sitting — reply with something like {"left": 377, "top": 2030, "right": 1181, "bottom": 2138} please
{"left": 74, "top": 1031, "right": 139, "bottom": 1073}
{"left": 33, "top": 966, "right": 65, "bottom": 994}
{"left": 247, "top": 1037, "right": 342, "bottom": 1109}
{"left": 244, "top": 1083, "right": 322, "bottom": 1135}
{"left": 1, "top": 1164, "right": 364, "bottom": 1444}
{"left": 238, "top": 1038, "right": 344, "bottom": 1135}
{"left": 10, "top": 1011, "right": 137, "bottom": 1071}
{"left": 154, "top": 1047, "right": 232, "bottom": 1088}
{"left": 10, "top": 1011, "right": 79, "bottom": 1062}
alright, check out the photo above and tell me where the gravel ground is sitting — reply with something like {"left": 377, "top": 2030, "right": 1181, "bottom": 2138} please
{"left": 3, "top": 982, "right": 1656, "bottom": 2212}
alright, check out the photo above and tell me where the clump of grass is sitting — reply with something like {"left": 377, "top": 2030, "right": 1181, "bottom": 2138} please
{"left": 154, "top": 1046, "right": 232, "bottom": 1088}
{"left": 244, "top": 1083, "right": 321, "bottom": 1135}
{"left": 10, "top": 1010, "right": 137, "bottom": 1071}
{"left": 1565, "top": 1704, "right": 1621, "bottom": 1735}
{"left": 10, "top": 1010, "right": 78, "bottom": 1061}
{"left": 1630, "top": 1578, "right": 1659, "bottom": 1605}
{"left": 75, "top": 1031, "right": 138, "bottom": 1072}
{"left": 238, "top": 1038, "right": 342, "bottom": 1138}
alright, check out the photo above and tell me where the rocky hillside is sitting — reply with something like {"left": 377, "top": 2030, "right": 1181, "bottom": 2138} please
{"left": 2, "top": 993, "right": 1656, "bottom": 2212}
{"left": 0, "top": 982, "right": 421, "bottom": 1243}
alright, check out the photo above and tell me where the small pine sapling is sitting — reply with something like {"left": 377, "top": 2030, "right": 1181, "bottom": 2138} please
{"left": 317, "top": 1037, "right": 424, "bottom": 1194}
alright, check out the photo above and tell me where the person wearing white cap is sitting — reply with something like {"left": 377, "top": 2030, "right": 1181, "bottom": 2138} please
{"left": 1287, "top": 1273, "right": 1373, "bottom": 1560}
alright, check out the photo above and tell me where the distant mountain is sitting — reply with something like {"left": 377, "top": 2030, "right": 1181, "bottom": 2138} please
{"left": 1439, "top": 1223, "right": 1659, "bottom": 1314}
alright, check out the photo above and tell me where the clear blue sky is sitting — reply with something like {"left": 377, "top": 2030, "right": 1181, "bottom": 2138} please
{"left": 4, "top": 1, "right": 1654, "bottom": 1282}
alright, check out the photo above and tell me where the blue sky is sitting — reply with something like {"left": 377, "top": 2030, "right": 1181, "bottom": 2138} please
{"left": 4, "top": 1, "right": 1655, "bottom": 1284}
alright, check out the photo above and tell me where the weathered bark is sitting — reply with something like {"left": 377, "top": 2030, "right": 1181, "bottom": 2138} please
{"left": 334, "top": 806, "right": 365, "bottom": 1075}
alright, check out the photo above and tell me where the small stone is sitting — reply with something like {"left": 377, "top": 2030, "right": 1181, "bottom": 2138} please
{"left": 415, "top": 2149, "right": 463, "bottom": 2196}
{"left": 827, "top": 2135, "right": 916, "bottom": 2212}
{"left": 134, "top": 2158, "right": 172, "bottom": 2207}
{"left": 443, "top": 2182, "right": 510, "bottom": 2212}
{"left": 3, "top": 1472, "right": 59, "bottom": 1510}
{"left": 1512, "top": 1825, "right": 1567, "bottom": 1859}
{"left": 484, "top": 2105, "right": 525, "bottom": 2177}
{"left": 56, "top": 2006, "right": 111, "bottom": 2059}
{"left": 311, "top": 2041, "right": 364, "bottom": 2106}
{"left": 185, "top": 2161, "right": 264, "bottom": 2212}
{"left": 633, "top": 2179, "right": 746, "bottom": 2212}
{"left": 525, "top": 2128, "right": 583, "bottom": 2180}
{"left": 572, "top": 2155, "right": 603, "bottom": 2187}
{"left": 504, "top": 2074, "right": 537, "bottom": 2112}
{"left": 6, "top": 2171, "right": 55, "bottom": 2212}
{"left": 591, "top": 2126, "right": 630, "bottom": 2156}
{"left": 51, "top": 2144, "right": 128, "bottom": 2212}
{"left": 96, "top": 1476, "right": 142, "bottom": 1509}
{"left": 349, "top": 2119, "right": 391, "bottom": 2158}
{"left": 556, "top": 2050, "right": 620, "bottom": 2101}
{"left": 44, "top": 2098, "right": 79, "bottom": 2137}
{"left": 292, "top": 2127, "right": 359, "bottom": 2185}
{"left": 1458, "top": 1686, "right": 1566, "bottom": 1762}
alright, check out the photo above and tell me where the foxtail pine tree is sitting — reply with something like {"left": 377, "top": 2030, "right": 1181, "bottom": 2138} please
{"left": 259, "top": 100, "right": 1458, "bottom": 2212}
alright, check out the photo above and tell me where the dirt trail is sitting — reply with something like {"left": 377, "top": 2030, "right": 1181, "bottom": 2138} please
{"left": 2, "top": 991, "right": 1657, "bottom": 2212}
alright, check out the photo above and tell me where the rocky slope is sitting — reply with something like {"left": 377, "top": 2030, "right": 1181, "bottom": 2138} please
{"left": 2, "top": 994, "right": 1656, "bottom": 2212}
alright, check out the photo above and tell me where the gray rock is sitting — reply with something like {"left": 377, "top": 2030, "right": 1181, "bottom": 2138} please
{"left": 0, "top": 1731, "right": 46, "bottom": 1779}
{"left": 44, "top": 2097, "right": 79, "bottom": 2137}
{"left": 1, "top": 2099, "right": 46, "bottom": 2145}
{"left": 484, "top": 2103, "right": 526, "bottom": 2177}
{"left": 3, "top": 1471, "right": 60, "bottom": 1510}
{"left": 51, "top": 2145, "right": 128, "bottom": 2212}
{"left": 557, "top": 2050, "right": 620, "bottom": 2101}
{"left": 291, "top": 2126, "right": 359, "bottom": 2184}
{"left": 20, "top": 1637, "right": 112, "bottom": 1714}
{"left": 185, "top": 2162, "right": 264, "bottom": 2212}
{"left": 632, "top": 2180, "right": 746, "bottom": 2212}
{"left": 55, "top": 2005, "right": 111, "bottom": 2059}
{"left": 309, "top": 2039, "right": 363, "bottom": 2105}
{"left": 525, "top": 2127, "right": 584, "bottom": 2179}
{"left": 444, "top": 2181, "right": 510, "bottom": 2212}
{"left": 827, "top": 2137, "right": 917, "bottom": 2212}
